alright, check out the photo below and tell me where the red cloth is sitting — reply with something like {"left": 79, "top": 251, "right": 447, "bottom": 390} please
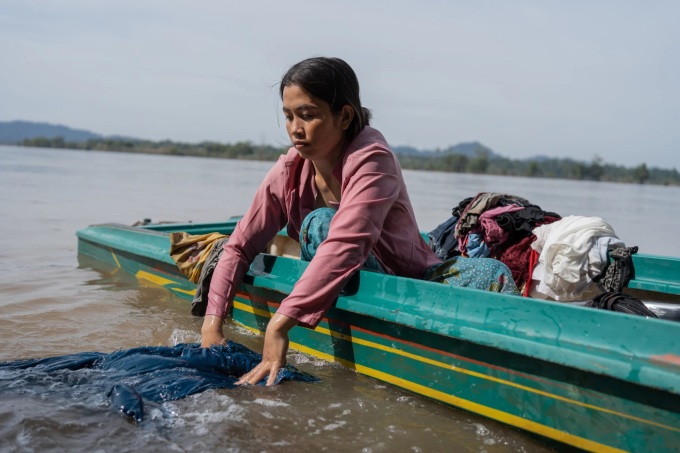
{"left": 495, "top": 236, "right": 535, "bottom": 295}
{"left": 494, "top": 215, "right": 561, "bottom": 297}
{"left": 525, "top": 249, "right": 540, "bottom": 297}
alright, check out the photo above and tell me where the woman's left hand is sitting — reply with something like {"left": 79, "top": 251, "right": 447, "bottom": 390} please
{"left": 236, "top": 313, "right": 298, "bottom": 386}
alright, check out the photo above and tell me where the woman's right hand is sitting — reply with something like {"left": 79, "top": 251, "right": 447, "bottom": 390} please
{"left": 200, "top": 314, "right": 226, "bottom": 348}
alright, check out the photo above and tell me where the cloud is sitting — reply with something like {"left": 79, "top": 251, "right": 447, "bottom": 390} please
{"left": 1, "top": 0, "right": 678, "bottom": 168}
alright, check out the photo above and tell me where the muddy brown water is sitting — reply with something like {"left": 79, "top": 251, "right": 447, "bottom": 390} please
{"left": 2, "top": 145, "right": 678, "bottom": 452}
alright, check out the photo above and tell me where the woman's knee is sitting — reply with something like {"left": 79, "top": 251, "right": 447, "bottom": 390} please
{"left": 300, "top": 208, "right": 337, "bottom": 261}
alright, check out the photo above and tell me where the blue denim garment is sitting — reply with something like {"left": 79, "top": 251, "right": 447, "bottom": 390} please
{"left": 0, "top": 341, "right": 318, "bottom": 423}
{"left": 427, "top": 215, "right": 461, "bottom": 260}
{"left": 299, "top": 207, "right": 384, "bottom": 273}
{"left": 466, "top": 233, "right": 491, "bottom": 258}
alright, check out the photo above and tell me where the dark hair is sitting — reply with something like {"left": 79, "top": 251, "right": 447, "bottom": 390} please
{"left": 280, "top": 57, "right": 372, "bottom": 141}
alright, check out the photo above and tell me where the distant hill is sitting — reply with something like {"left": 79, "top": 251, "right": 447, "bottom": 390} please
{"left": 0, "top": 120, "right": 103, "bottom": 144}
{"left": 393, "top": 141, "right": 500, "bottom": 159}
{"left": 0, "top": 120, "right": 542, "bottom": 163}
{"left": 6, "top": 120, "right": 677, "bottom": 185}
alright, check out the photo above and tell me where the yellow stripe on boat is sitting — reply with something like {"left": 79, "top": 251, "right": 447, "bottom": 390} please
{"left": 131, "top": 272, "right": 195, "bottom": 296}
{"left": 74, "top": 222, "right": 680, "bottom": 453}
{"left": 110, "top": 250, "right": 121, "bottom": 268}
{"left": 135, "top": 270, "right": 176, "bottom": 286}
{"left": 287, "top": 340, "right": 625, "bottom": 453}
{"left": 233, "top": 300, "right": 679, "bottom": 435}
{"left": 233, "top": 300, "right": 273, "bottom": 318}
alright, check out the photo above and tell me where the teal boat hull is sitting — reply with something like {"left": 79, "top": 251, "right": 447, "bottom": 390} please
{"left": 76, "top": 222, "right": 680, "bottom": 452}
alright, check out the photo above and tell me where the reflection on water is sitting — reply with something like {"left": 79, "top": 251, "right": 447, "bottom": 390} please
{"left": 5, "top": 145, "right": 679, "bottom": 451}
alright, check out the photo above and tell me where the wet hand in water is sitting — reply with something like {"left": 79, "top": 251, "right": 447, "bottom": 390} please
{"left": 200, "top": 315, "right": 226, "bottom": 348}
{"left": 236, "top": 313, "right": 297, "bottom": 386}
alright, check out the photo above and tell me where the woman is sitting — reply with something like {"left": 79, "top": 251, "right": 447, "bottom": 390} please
{"left": 201, "top": 57, "right": 516, "bottom": 386}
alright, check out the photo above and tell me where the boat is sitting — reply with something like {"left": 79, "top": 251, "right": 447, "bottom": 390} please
{"left": 76, "top": 219, "right": 680, "bottom": 452}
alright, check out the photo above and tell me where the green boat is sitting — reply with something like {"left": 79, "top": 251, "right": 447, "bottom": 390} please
{"left": 76, "top": 219, "right": 680, "bottom": 452}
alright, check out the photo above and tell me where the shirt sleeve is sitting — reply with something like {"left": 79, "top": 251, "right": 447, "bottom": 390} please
{"left": 206, "top": 159, "right": 288, "bottom": 319}
{"left": 276, "top": 145, "right": 399, "bottom": 328}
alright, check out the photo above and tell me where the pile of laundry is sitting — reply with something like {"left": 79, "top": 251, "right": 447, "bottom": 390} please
{"left": 428, "top": 192, "right": 646, "bottom": 309}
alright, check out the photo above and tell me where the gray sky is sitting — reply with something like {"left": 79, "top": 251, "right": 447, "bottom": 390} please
{"left": 1, "top": 0, "right": 678, "bottom": 169}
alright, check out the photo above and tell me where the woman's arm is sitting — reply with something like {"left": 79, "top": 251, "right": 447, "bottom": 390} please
{"left": 235, "top": 313, "right": 298, "bottom": 385}
{"left": 200, "top": 315, "right": 226, "bottom": 347}
{"left": 276, "top": 145, "right": 399, "bottom": 329}
{"left": 200, "top": 158, "right": 289, "bottom": 347}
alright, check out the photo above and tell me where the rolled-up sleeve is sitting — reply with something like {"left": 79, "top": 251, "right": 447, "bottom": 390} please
{"left": 206, "top": 159, "right": 288, "bottom": 319}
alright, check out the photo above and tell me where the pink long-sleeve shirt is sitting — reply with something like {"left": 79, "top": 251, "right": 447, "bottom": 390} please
{"left": 206, "top": 126, "right": 442, "bottom": 328}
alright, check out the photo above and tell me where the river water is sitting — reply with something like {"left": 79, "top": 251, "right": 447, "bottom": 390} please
{"left": 1, "top": 144, "right": 679, "bottom": 452}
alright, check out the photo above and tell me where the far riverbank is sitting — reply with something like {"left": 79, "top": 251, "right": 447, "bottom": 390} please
{"left": 16, "top": 136, "right": 680, "bottom": 187}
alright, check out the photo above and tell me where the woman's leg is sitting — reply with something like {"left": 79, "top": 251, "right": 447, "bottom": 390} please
{"left": 300, "top": 208, "right": 384, "bottom": 273}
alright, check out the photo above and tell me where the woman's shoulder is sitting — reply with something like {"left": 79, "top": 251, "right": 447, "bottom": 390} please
{"left": 347, "top": 126, "right": 391, "bottom": 154}
{"left": 258, "top": 147, "right": 305, "bottom": 187}
{"left": 338, "top": 127, "right": 401, "bottom": 182}
{"left": 280, "top": 146, "right": 302, "bottom": 164}
{"left": 267, "top": 147, "right": 305, "bottom": 175}
{"left": 343, "top": 127, "right": 397, "bottom": 169}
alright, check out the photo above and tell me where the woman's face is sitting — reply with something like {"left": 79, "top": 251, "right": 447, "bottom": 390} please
{"left": 282, "top": 84, "right": 351, "bottom": 165}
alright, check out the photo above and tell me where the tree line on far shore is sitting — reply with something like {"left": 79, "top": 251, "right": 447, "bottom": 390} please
{"left": 20, "top": 136, "right": 680, "bottom": 186}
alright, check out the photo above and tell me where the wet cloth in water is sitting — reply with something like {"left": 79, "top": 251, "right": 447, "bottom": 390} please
{"left": 0, "top": 341, "right": 317, "bottom": 423}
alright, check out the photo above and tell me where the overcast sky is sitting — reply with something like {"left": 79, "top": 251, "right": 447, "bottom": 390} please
{"left": 1, "top": 1, "right": 678, "bottom": 169}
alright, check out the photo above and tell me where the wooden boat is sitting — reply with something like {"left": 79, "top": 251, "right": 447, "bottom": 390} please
{"left": 76, "top": 219, "right": 680, "bottom": 452}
